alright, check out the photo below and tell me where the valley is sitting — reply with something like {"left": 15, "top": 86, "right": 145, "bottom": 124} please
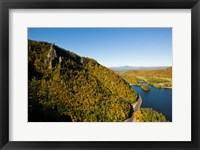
{"left": 114, "top": 67, "right": 172, "bottom": 89}
{"left": 28, "top": 40, "right": 171, "bottom": 122}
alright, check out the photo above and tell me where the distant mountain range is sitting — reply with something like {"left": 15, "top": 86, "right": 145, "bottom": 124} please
{"left": 109, "top": 66, "right": 170, "bottom": 71}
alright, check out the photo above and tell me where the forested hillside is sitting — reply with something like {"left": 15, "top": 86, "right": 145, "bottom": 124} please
{"left": 116, "top": 67, "right": 172, "bottom": 88}
{"left": 134, "top": 108, "right": 167, "bottom": 122}
{"left": 28, "top": 40, "right": 138, "bottom": 122}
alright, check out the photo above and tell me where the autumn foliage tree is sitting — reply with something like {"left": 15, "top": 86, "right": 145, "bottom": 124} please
{"left": 28, "top": 40, "right": 138, "bottom": 122}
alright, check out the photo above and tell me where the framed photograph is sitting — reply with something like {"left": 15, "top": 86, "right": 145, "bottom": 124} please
{"left": 0, "top": 0, "right": 199, "bottom": 149}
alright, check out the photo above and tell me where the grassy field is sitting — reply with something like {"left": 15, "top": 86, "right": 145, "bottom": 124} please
{"left": 115, "top": 67, "right": 172, "bottom": 89}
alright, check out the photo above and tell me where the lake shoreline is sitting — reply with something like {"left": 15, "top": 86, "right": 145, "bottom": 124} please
{"left": 130, "top": 83, "right": 172, "bottom": 90}
{"left": 131, "top": 85, "right": 172, "bottom": 122}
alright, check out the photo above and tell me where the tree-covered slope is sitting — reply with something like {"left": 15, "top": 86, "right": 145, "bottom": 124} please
{"left": 134, "top": 108, "right": 167, "bottom": 122}
{"left": 28, "top": 40, "right": 138, "bottom": 122}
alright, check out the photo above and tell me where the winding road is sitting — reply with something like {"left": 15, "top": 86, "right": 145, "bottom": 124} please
{"left": 125, "top": 95, "right": 142, "bottom": 122}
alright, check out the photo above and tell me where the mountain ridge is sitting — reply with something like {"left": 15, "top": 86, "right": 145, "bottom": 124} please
{"left": 110, "top": 66, "right": 171, "bottom": 71}
{"left": 28, "top": 40, "right": 138, "bottom": 122}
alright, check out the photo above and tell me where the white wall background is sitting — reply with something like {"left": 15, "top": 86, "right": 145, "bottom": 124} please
{"left": 9, "top": 9, "right": 191, "bottom": 141}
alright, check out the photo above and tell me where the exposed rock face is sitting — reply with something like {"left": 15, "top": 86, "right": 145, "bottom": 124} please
{"left": 59, "top": 56, "right": 62, "bottom": 75}
{"left": 47, "top": 44, "right": 57, "bottom": 70}
{"left": 59, "top": 56, "right": 62, "bottom": 66}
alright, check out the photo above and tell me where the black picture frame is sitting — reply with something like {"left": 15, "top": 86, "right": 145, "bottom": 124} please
{"left": 0, "top": 0, "right": 199, "bottom": 149}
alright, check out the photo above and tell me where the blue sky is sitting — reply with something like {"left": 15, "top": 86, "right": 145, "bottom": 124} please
{"left": 28, "top": 28, "right": 172, "bottom": 67}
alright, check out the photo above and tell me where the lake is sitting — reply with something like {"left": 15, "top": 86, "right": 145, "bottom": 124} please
{"left": 131, "top": 85, "right": 172, "bottom": 122}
